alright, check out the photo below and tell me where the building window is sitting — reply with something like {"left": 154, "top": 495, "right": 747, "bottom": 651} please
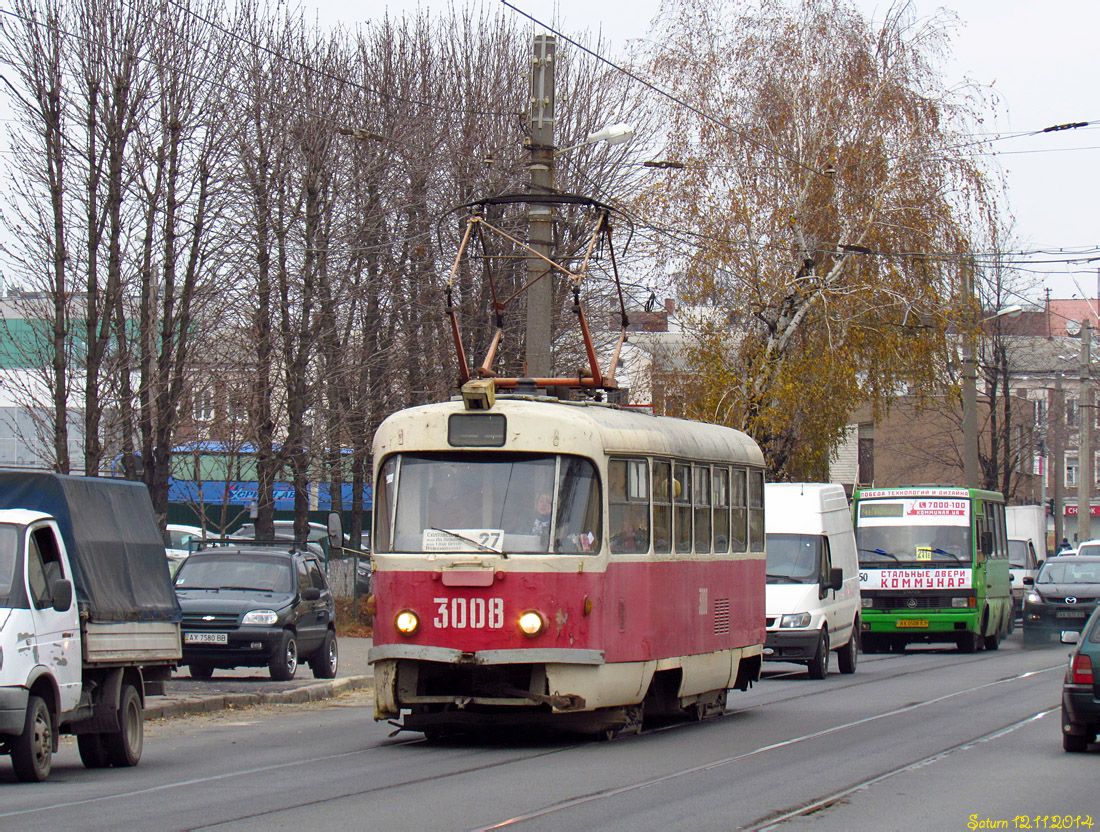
{"left": 1067, "top": 454, "right": 1079, "bottom": 488}
{"left": 1067, "top": 398, "right": 1079, "bottom": 428}
{"left": 193, "top": 389, "right": 215, "bottom": 423}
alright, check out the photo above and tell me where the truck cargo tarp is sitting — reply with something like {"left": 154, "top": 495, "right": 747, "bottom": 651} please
{"left": 0, "top": 471, "right": 181, "bottom": 623}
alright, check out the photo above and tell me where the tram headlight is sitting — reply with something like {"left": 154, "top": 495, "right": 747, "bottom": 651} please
{"left": 779, "top": 612, "right": 811, "bottom": 629}
{"left": 395, "top": 610, "right": 420, "bottom": 636}
{"left": 518, "top": 610, "right": 545, "bottom": 637}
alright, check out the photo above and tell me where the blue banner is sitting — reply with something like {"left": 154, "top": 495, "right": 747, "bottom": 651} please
{"left": 167, "top": 479, "right": 371, "bottom": 512}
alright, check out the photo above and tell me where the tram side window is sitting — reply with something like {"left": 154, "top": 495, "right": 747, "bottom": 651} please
{"left": 609, "top": 458, "right": 650, "bottom": 555}
{"left": 554, "top": 457, "right": 602, "bottom": 554}
{"left": 694, "top": 464, "right": 712, "bottom": 553}
{"left": 748, "top": 468, "right": 765, "bottom": 553}
{"left": 653, "top": 461, "right": 672, "bottom": 554}
{"left": 730, "top": 467, "right": 748, "bottom": 552}
{"left": 374, "top": 457, "right": 398, "bottom": 553}
{"left": 713, "top": 466, "right": 731, "bottom": 554}
{"left": 674, "top": 462, "right": 693, "bottom": 554}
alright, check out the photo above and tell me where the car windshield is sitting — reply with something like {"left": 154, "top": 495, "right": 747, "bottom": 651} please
{"left": 166, "top": 528, "right": 201, "bottom": 550}
{"left": 0, "top": 523, "right": 18, "bottom": 603}
{"left": 1008, "top": 540, "right": 1033, "bottom": 569}
{"left": 1037, "top": 560, "right": 1100, "bottom": 584}
{"left": 1076, "top": 543, "right": 1100, "bottom": 558}
{"left": 174, "top": 553, "right": 293, "bottom": 592}
{"left": 765, "top": 533, "right": 821, "bottom": 584}
{"left": 375, "top": 452, "right": 601, "bottom": 555}
{"left": 856, "top": 524, "right": 971, "bottom": 566}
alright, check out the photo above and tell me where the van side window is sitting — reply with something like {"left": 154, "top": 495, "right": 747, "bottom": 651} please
{"left": 819, "top": 535, "right": 833, "bottom": 596}
{"left": 609, "top": 458, "right": 650, "bottom": 555}
{"left": 27, "top": 527, "right": 64, "bottom": 610}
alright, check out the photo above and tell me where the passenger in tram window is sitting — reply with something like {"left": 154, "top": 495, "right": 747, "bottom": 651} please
{"left": 611, "top": 503, "right": 649, "bottom": 554}
{"left": 428, "top": 467, "right": 469, "bottom": 529}
{"left": 532, "top": 492, "right": 553, "bottom": 548}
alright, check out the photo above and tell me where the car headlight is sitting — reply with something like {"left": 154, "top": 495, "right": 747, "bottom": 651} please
{"left": 395, "top": 610, "right": 419, "bottom": 635}
{"left": 780, "top": 612, "right": 812, "bottom": 629}
{"left": 241, "top": 609, "right": 278, "bottom": 625}
{"left": 1025, "top": 592, "right": 1042, "bottom": 605}
{"left": 518, "top": 610, "right": 545, "bottom": 637}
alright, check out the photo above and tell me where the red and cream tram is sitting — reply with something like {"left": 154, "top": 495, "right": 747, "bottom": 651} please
{"left": 368, "top": 389, "right": 767, "bottom": 736}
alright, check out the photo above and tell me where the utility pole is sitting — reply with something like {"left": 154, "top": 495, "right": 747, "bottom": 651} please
{"left": 1078, "top": 319, "right": 1092, "bottom": 543}
{"left": 962, "top": 259, "right": 980, "bottom": 489}
{"left": 525, "top": 34, "right": 555, "bottom": 381}
{"left": 1053, "top": 374, "right": 1065, "bottom": 548}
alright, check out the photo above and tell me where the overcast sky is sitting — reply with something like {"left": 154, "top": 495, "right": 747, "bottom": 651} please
{"left": 303, "top": 0, "right": 1099, "bottom": 305}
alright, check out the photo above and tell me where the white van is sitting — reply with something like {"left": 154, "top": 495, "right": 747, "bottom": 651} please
{"left": 764, "top": 483, "right": 861, "bottom": 678}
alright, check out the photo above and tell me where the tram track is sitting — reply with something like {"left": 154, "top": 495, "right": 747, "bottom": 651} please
{"left": 0, "top": 647, "right": 1068, "bottom": 830}
{"left": 468, "top": 661, "right": 1063, "bottom": 830}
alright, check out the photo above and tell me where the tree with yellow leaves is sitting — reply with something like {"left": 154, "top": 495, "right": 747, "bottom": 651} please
{"left": 638, "top": 0, "right": 1000, "bottom": 479}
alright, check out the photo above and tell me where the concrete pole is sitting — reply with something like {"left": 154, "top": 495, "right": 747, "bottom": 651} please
{"left": 1078, "top": 320, "right": 1092, "bottom": 543}
{"left": 1053, "top": 375, "right": 1065, "bottom": 550}
{"left": 962, "top": 260, "right": 980, "bottom": 489}
{"left": 525, "top": 35, "right": 555, "bottom": 381}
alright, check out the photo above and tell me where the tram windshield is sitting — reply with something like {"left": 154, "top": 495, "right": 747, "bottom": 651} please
{"left": 374, "top": 452, "right": 601, "bottom": 555}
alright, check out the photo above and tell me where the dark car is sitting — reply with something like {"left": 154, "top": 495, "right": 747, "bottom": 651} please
{"left": 1022, "top": 555, "right": 1100, "bottom": 645}
{"left": 173, "top": 545, "right": 338, "bottom": 680}
{"left": 1061, "top": 605, "right": 1100, "bottom": 752}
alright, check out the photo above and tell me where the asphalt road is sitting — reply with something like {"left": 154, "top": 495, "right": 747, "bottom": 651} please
{"left": 1, "top": 632, "right": 1094, "bottom": 831}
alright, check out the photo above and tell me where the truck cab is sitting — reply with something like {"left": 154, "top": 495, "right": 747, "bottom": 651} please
{"left": 0, "top": 511, "right": 83, "bottom": 779}
{"left": 0, "top": 472, "right": 181, "bottom": 782}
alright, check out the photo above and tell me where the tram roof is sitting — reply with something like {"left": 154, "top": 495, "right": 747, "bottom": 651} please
{"left": 375, "top": 396, "right": 765, "bottom": 466}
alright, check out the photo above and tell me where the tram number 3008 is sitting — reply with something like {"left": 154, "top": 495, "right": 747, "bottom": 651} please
{"left": 433, "top": 597, "right": 505, "bottom": 629}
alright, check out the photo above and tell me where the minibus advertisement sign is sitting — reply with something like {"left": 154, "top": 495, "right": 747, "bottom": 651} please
{"left": 860, "top": 568, "right": 973, "bottom": 590}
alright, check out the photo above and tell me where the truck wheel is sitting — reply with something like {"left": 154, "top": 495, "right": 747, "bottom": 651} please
{"left": 309, "top": 631, "right": 339, "bottom": 679}
{"left": 78, "top": 733, "right": 109, "bottom": 768}
{"left": 11, "top": 695, "right": 53, "bottom": 782}
{"left": 104, "top": 683, "right": 144, "bottom": 768}
{"left": 807, "top": 629, "right": 829, "bottom": 679}
{"left": 837, "top": 630, "right": 858, "bottom": 674}
{"left": 269, "top": 631, "right": 298, "bottom": 681}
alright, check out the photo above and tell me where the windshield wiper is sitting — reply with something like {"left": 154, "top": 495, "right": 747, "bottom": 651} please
{"left": 931, "top": 547, "right": 966, "bottom": 563}
{"left": 430, "top": 527, "right": 503, "bottom": 555}
{"left": 859, "top": 548, "right": 899, "bottom": 562}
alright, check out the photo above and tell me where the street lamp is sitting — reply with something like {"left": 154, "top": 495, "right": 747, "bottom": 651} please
{"left": 555, "top": 122, "right": 635, "bottom": 155}
{"left": 963, "top": 304, "right": 1024, "bottom": 489}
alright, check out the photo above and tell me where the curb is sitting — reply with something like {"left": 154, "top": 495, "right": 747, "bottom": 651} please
{"left": 145, "top": 674, "right": 374, "bottom": 720}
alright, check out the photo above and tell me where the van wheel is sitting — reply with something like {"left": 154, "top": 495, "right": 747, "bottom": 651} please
{"left": 838, "top": 630, "right": 858, "bottom": 674}
{"left": 78, "top": 733, "right": 110, "bottom": 768}
{"left": 104, "top": 683, "right": 144, "bottom": 767}
{"left": 807, "top": 629, "right": 829, "bottom": 679}
{"left": 11, "top": 695, "right": 53, "bottom": 782}
{"left": 983, "top": 630, "right": 1000, "bottom": 651}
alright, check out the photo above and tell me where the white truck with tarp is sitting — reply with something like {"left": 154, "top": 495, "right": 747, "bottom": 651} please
{"left": 0, "top": 471, "right": 181, "bottom": 781}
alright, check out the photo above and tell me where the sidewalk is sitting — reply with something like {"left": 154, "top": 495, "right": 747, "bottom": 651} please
{"left": 145, "top": 636, "right": 374, "bottom": 720}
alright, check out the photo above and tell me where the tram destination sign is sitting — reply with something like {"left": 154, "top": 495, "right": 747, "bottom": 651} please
{"left": 448, "top": 413, "right": 506, "bottom": 447}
